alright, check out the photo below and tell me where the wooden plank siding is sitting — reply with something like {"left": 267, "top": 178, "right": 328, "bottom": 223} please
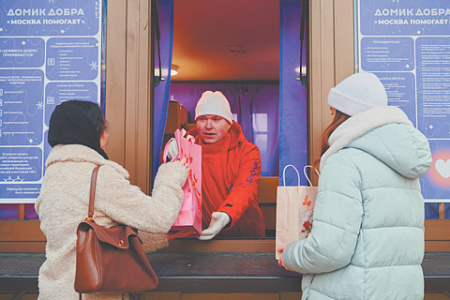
{"left": 104, "top": 0, "right": 127, "bottom": 168}
{"left": 107, "top": 0, "right": 153, "bottom": 193}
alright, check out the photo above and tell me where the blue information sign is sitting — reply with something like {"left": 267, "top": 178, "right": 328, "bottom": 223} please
{"left": 360, "top": 0, "right": 450, "bottom": 36}
{"left": 416, "top": 36, "right": 450, "bottom": 139}
{"left": 358, "top": 0, "right": 450, "bottom": 205}
{"left": 361, "top": 37, "right": 414, "bottom": 71}
{"left": 0, "top": 69, "right": 44, "bottom": 145}
{"left": 0, "top": 38, "right": 45, "bottom": 68}
{"left": 374, "top": 72, "right": 416, "bottom": 126}
{"left": 44, "top": 82, "right": 98, "bottom": 125}
{"left": 46, "top": 37, "right": 99, "bottom": 81}
{"left": 0, "top": 0, "right": 102, "bottom": 204}
{"left": 0, "top": 1, "right": 100, "bottom": 36}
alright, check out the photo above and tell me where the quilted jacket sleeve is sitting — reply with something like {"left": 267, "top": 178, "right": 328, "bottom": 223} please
{"left": 283, "top": 153, "right": 363, "bottom": 274}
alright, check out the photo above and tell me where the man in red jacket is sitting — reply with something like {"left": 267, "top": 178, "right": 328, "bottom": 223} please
{"left": 168, "top": 91, "right": 265, "bottom": 239}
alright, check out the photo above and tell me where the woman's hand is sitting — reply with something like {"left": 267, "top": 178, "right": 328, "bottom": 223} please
{"left": 176, "top": 157, "right": 189, "bottom": 169}
{"left": 277, "top": 247, "right": 293, "bottom": 271}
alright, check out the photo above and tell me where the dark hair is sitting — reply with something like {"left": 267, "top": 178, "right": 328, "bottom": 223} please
{"left": 60, "top": 100, "right": 106, "bottom": 139}
{"left": 314, "top": 110, "right": 350, "bottom": 169}
{"left": 48, "top": 100, "right": 108, "bottom": 159}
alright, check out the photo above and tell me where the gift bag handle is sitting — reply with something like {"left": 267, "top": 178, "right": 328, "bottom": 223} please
{"left": 282, "top": 164, "right": 301, "bottom": 186}
{"left": 303, "top": 165, "right": 320, "bottom": 187}
{"left": 282, "top": 164, "right": 320, "bottom": 187}
{"left": 162, "top": 129, "right": 196, "bottom": 163}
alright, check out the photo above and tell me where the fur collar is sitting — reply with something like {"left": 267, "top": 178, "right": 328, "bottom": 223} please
{"left": 319, "top": 106, "right": 412, "bottom": 171}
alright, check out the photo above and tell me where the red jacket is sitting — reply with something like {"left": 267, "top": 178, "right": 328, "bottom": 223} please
{"left": 188, "top": 121, "right": 265, "bottom": 237}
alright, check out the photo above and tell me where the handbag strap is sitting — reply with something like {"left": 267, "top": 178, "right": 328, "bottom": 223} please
{"left": 80, "top": 165, "right": 126, "bottom": 300}
{"left": 87, "top": 166, "right": 100, "bottom": 221}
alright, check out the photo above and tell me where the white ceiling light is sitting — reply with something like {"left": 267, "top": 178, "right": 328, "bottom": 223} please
{"left": 171, "top": 64, "right": 178, "bottom": 76}
{"left": 295, "top": 66, "right": 306, "bottom": 75}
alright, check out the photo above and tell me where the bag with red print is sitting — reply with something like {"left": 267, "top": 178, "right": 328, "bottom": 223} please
{"left": 163, "top": 129, "right": 202, "bottom": 238}
{"left": 275, "top": 165, "right": 318, "bottom": 260}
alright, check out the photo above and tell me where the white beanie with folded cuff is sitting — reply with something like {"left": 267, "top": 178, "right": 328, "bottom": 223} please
{"left": 195, "top": 91, "right": 233, "bottom": 124}
{"left": 328, "top": 72, "right": 388, "bottom": 116}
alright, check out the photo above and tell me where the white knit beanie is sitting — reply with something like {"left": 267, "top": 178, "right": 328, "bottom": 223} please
{"left": 328, "top": 72, "right": 388, "bottom": 116}
{"left": 195, "top": 91, "right": 233, "bottom": 123}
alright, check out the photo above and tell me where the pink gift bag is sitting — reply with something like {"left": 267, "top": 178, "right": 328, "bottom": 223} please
{"left": 276, "top": 165, "right": 318, "bottom": 260}
{"left": 163, "top": 129, "right": 202, "bottom": 238}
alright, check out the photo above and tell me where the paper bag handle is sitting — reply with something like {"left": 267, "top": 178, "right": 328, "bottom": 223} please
{"left": 282, "top": 164, "right": 300, "bottom": 186}
{"left": 282, "top": 164, "right": 320, "bottom": 187}
{"left": 303, "top": 165, "right": 320, "bottom": 187}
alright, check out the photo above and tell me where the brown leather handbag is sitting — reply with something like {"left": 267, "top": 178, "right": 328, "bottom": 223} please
{"left": 74, "top": 166, "right": 159, "bottom": 295}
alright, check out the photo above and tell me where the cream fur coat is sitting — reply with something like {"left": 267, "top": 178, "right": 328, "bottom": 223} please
{"left": 35, "top": 144, "right": 188, "bottom": 300}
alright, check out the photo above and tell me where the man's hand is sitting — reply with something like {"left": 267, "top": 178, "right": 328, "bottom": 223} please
{"left": 198, "top": 212, "right": 231, "bottom": 240}
{"left": 167, "top": 140, "right": 179, "bottom": 160}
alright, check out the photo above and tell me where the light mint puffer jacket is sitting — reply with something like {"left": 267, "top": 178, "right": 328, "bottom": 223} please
{"left": 283, "top": 106, "right": 432, "bottom": 300}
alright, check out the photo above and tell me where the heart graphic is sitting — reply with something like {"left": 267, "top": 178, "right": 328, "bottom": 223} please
{"left": 435, "top": 159, "right": 450, "bottom": 179}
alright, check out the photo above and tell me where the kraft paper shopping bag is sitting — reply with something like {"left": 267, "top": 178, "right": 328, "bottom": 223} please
{"left": 275, "top": 165, "right": 318, "bottom": 260}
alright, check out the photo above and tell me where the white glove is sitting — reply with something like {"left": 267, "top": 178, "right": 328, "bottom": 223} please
{"left": 198, "top": 212, "right": 231, "bottom": 240}
{"left": 167, "top": 140, "right": 179, "bottom": 160}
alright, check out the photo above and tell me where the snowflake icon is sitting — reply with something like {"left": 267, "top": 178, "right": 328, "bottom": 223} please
{"left": 3, "top": 176, "right": 14, "bottom": 182}
{"left": 90, "top": 61, "right": 98, "bottom": 70}
{"left": 36, "top": 101, "right": 44, "bottom": 110}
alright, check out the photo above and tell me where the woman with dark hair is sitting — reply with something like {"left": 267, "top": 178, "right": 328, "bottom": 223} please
{"left": 36, "top": 100, "right": 188, "bottom": 299}
{"left": 278, "top": 73, "right": 432, "bottom": 299}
